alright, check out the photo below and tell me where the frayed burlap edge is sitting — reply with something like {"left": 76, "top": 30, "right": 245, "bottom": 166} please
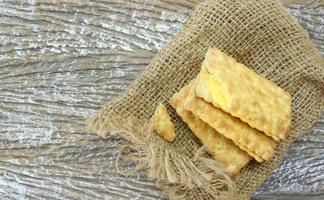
{"left": 86, "top": 115, "right": 237, "bottom": 199}
{"left": 86, "top": 102, "right": 323, "bottom": 200}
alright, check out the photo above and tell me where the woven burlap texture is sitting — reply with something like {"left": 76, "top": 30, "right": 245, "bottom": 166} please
{"left": 87, "top": 0, "right": 324, "bottom": 199}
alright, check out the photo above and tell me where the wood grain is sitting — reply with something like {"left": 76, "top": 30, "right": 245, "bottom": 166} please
{"left": 0, "top": 0, "right": 323, "bottom": 199}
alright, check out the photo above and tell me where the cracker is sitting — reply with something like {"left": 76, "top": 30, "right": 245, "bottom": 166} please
{"left": 169, "top": 82, "right": 251, "bottom": 176}
{"left": 195, "top": 48, "right": 291, "bottom": 141}
{"left": 185, "top": 85, "right": 276, "bottom": 161}
{"left": 151, "top": 103, "right": 176, "bottom": 142}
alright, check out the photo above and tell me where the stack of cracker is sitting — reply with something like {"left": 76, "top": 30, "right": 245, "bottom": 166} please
{"left": 152, "top": 48, "right": 292, "bottom": 176}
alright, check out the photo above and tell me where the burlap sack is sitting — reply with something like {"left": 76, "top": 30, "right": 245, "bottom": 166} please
{"left": 87, "top": 0, "right": 324, "bottom": 199}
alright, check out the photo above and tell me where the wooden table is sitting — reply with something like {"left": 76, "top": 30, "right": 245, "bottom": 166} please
{"left": 0, "top": 0, "right": 323, "bottom": 199}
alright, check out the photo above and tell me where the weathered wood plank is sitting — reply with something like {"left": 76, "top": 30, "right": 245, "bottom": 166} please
{"left": 0, "top": 0, "right": 322, "bottom": 199}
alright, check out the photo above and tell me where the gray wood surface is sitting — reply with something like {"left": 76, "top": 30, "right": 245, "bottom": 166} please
{"left": 0, "top": 0, "right": 323, "bottom": 199}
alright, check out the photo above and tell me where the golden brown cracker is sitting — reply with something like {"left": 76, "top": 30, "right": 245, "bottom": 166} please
{"left": 151, "top": 103, "right": 176, "bottom": 142}
{"left": 195, "top": 48, "right": 291, "bottom": 141}
{"left": 185, "top": 86, "right": 276, "bottom": 161}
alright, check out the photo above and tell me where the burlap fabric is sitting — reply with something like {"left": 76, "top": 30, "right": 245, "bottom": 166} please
{"left": 87, "top": 0, "right": 324, "bottom": 199}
